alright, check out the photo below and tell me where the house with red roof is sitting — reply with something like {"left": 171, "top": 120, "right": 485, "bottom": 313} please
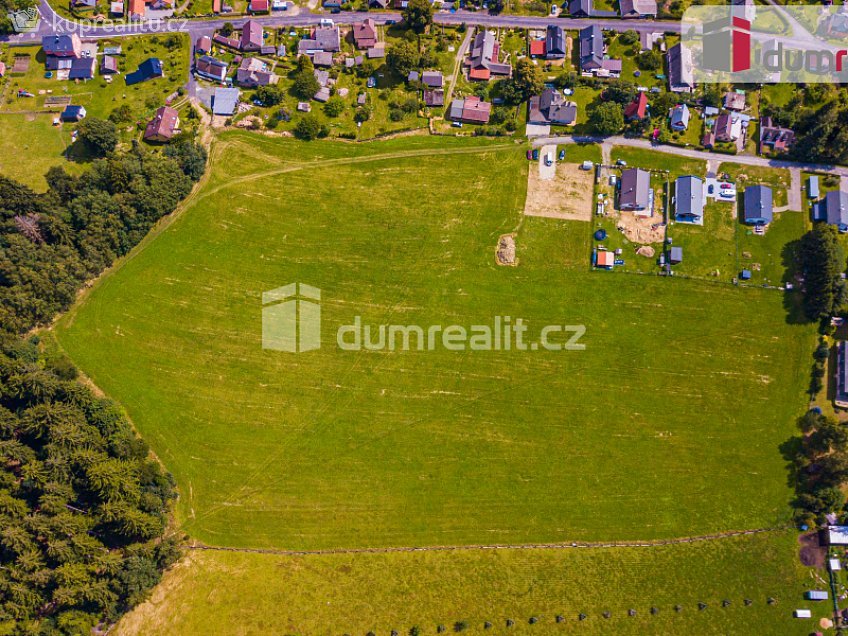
{"left": 448, "top": 95, "right": 492, "bottom": 124}
{"left": 144, "top": 106, "right": 179, "bottom": 142}
{"left": 529, "top": 39, "right": 546, "bottom": 57}
{"left": 623, "top": 92, "right": 648, "bottom": 121}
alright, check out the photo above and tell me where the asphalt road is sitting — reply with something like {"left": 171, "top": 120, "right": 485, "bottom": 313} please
{"left": 2, "top": 0, "right": 681, "bottom": 45}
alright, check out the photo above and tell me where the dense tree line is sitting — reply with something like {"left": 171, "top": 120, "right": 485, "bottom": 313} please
{"left": 798, "top": 223, "right": 848, "bottom": 323}
{"left": 793, "top": 410, "right": 848, "bottom": 525}
{"left": 0, "top": 336, "right": 180, "bottom": 634}
{"left": 0, "top": 138, "right": 206, "bottom": 633}
{"left": 0, "top": 140, "right": 206, "bottom": 334}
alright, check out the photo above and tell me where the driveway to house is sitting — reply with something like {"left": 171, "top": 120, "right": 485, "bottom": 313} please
{"left": 444, "top": 27, "right": 473, "bottom": 108}
{"left": 533, "top": 135, "right": 848, "bottom": 179}
{"left": 538, "top": 144, "right": 556, "bottom": 180}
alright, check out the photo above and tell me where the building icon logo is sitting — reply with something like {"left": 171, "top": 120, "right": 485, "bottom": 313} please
{"left": 262, "top": 283, "right": 321, "bottom": 353}
{"left": 702, "top": 15, "right": 752, "bottom": 73}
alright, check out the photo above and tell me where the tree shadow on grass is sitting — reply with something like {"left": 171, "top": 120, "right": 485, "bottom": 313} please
{"left": 781, "top": 238, "right": 810, "bottom": 325}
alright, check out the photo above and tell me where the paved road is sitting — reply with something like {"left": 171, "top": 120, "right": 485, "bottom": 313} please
{"left": 3, "top": 0, "right": 681, "bottom": 44}
{"left": 533, "top": 135, "right": 848, "bottom": 179}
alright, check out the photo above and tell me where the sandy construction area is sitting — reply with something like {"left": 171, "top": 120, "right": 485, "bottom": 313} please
{"left": 524, "top": 161, "right": 594, "bottom": 221}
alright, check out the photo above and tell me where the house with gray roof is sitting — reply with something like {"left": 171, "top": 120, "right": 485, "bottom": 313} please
{"left": 824, "top": 190, "right": 848, "bottom": 232}
{"left": 466, "top": 30, "right": 512, "bottom": 80}
{"left": 569, "top": 0, "right": 592, "bottom": 16}
{"left": 675, "top": 176, "right": 705, "bottom": 224}
{"left": 742, "top": 185, "right": 773, "bottom": 225}
{"left": 618, "top": 168, "right": 651, "bottom": 211}
{"left": 669, "top": 104, "right": 690, "bottom": 131}
{"left": 667, "top": 43, "right": 694, "bottom": 93}
{"left": 212, "top": 87, "right": 240, "bottom": 116}
{"left": 545, "top": 25, "right": 567, "bottom": 59}
{"left": 578, "top": 26, "right": 620, "bottom": 75}
{"left": 528, "top": 88, "right": 577, "bottom": 125}
{"left": 619, "top": 0, "right": 656, "bottom": 17}
{"left": 421, "top": 71, "right": 443, "bottom": 88}
{"left": 297, "top": 26, "right": 341, "bottom": 55}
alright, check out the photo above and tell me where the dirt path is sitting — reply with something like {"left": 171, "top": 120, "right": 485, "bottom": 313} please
{"left": 445, "top": 27, "right": 473, "bottom": 106}
{"left": 182, "top": 525, "right": 789, "bottom": 557}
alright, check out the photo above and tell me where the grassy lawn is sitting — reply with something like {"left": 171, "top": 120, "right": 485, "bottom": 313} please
{"left": 0, "top": 113, "right": 86, "bottom": 190}
{"left": 1, "top": 35, "right": 189, "bottom": 124}
{"left": 56, "top": 132, "right": 816, "bottom": 552}
{"left": 114, "top": 530, "right": 827, "bottom": 636}
{"left": 718, "top": 162, "right": 791, "bottom": 208}
{"left": 611, "top": 146, "right": 706, "bottom": 179}
{"left": 668, "top": 201, "right": 738, "bottom": 282}
{"left": 738, "top": 211, "right": 808, "bottom": 287}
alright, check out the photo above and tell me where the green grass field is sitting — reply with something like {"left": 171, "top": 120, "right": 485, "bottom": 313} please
{"left": 0, "top": 113, "right": 84, "bottom": 190}
{"left": 55, "top": 131, "right": 817, "bottom": 554}
{"left": 115, "top": 530, "right": 827, "bottom": 636}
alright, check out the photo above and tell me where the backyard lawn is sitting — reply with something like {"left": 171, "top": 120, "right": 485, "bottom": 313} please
{"left": 56, "top": 131, "right": 817, "bottom": 553}
{"left": 0, "top": 113, "right": 85, "bottom": 190}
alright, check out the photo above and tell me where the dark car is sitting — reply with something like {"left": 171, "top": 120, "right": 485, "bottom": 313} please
{"left": 558, "top": 149, "right": 566, "bottom": 160}
{"left": 532, "top": 149, "right": 539, "bottom": 160}
{"left": 526, "top": 150, "right": 533, "bottom": 160}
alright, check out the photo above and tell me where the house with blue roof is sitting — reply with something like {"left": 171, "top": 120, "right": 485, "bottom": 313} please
{"left": 126, "top": 58, "right": 164, "bottom": 86}
{"left": 742, "top": 185, "right": 773, "bottom": 225}
{"left": 823, "top": 190, "right": 848, "bottom": 232}
{"left": 60, "top": 105, "right": 86, "bottom": 122}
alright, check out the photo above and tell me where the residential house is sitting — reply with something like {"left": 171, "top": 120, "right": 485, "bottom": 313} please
{"left": 714, "top": 113, "right": 741, "bottom": 142}
{"left": 449, "top": 96, "right": 492, "bottom": 124}
{"left": 196, "top": 35, "right": 212, "bottom": 54}
{"left": 759, "top": 116, "right": 795, "bottom": 153}
{"left": 46, "top": 55, "right": 96, "bottom": 80}
{"left": 60, "top": 105, "right": 86, "bottom": 122}
{"left": 144, "top": 106, "right": 179, "bottom": 142}
{"left": 823, "top": 190, "right": 848, "bottom": 232}
{"left": 667, "top": 43, "right": 694, "bottom": 93}
{"left": 422, "top": 71, "right": 443, "bottom": 88}
{"left": 466, "top": 30, "right": 512, "bottom": 80}
{"left": 578, "top": 25, "right": 621, "bottom": 75}
{"left": 838, "top": 342, "right": 848, "bottom": 409}
{"left": 128, "top": 0, "right": 145, "bottom": 19}
{"left": 298, "top": 26, "right": 341, "bottom": 55}
{"left": 196, "top": 55, "right": 228, "bottom": 82}
{"left": 568, "top": 0, "right": 592, "bottom": 17}
{"left": 237, "top": 57, "right": 278, "bottom": 87}
{"left": 618, "top": 168, "right": 651, "bottom": 211}
{"left": 42, "top": 34, "right": 82, "bottom": 57}
{"left": 0, "top": 62, "right": 5, "bottom": 77}
{"left": 240, "top": 20, "right": 264, "bottom": 51}
{"left": 528, "top": 88, "right": 577, "bottom": 125}
{"left": 125, "top": 58, "right": 163, "bottom": 85}
{"left": 623, "top": 91, "right": 648, "bottom": 121}
{"left": 212, "top": 87, "right": 240, "bottom": 116}
{"left": 545, "top": 25, "right": 567, "bottom": 59}
{"left": 424, "top": 89, "right": 444, "bottom": 107}
{"left": 369, "top": 0, "right": 388, "bottom": 7}
{"left": 669, "top": 103, "right": 690, "bottom": 131}
{"left": 110, "top": 1, "right": 124, "bottom": 15}
{"left": 619, "top": 0, "right": 657, "bottom": 18}
{"left": 213, "top": 33, "right": 241, "bottom": 49}
{"left": 723, "top": 91, "right": 746, "bottom": 111}
{"left": 675, "top": 175, "right": 705, "bottom": 223}
{"left": 669, "top": 246, "right": 683, "bottom": 265}
{"left": 353, "top": 18, "right": 378, "bottom": 49}
{"left": 249, "top": 0, "right": 269, "bottom": 12}
{"left": 742, "top": 185, "right": 773, "bottom": 225}
{"left": 100, "top": 55, "right": 119, "bottom": 74}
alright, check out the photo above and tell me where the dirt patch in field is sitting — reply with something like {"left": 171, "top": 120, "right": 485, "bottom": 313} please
{"left": 496, "top": 233, "right": 517, "bottom": 266}
{"left": 616, "top": 212, "right": 666, "bottom": 244}
{"left": 524, "top": 162, "right": 594, "bottom": 221}
{"left": 12, "top": 56, "right": 30, "bottom": 74}
{"left": 798, "top": 531, "right": 826, "bottom": 569}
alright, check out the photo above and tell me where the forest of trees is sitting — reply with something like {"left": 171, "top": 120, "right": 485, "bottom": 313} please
{"left": 0, "top": 136, "right": 206, "bottom": 633}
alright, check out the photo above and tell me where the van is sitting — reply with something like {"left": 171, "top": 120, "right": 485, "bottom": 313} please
{"left": 319, "top": 18, "right": 334, "bottom": 27}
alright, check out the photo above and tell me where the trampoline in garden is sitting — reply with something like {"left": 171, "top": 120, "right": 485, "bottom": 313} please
{"left": 594, "top": 229, "right": 607, "bottom": 241}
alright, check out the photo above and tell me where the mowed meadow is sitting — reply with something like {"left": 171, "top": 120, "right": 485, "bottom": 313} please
{"left": 57, "top": 131, "right": 815, "bottom": 550}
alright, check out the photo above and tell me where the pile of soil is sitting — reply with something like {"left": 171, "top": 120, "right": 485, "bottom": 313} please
{"left": 497, "top": 234, "right": 517, "bottom": 266}
{"left": 636, "top": 245, "right": 655, "bottom": 258}
{"left": 798, "top": 531, "right": 826, "bottom": 568}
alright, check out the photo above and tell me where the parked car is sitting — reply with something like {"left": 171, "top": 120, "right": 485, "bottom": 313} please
{"left": 451, "top": 121, "right": 463, "bottom": 128}
{"left": 544, "top": 152, "right": 553, "bottom": 166}
{"left": 526, "top": 150, "right": 533, "bottom": 160}
{"left": 558, "top": 149, "right": 566, "bottom": 160}
{"left": 319, "top": 18, "right": 334, "bottom": 26}
{"left": 532, "top": 149, "right": 539, "bottom": 160}
{"left": 720, "top": 191, "right": 735, "bottom": 199}
{"left": 616, "top": 159, "right": 627, "bottom": 166}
